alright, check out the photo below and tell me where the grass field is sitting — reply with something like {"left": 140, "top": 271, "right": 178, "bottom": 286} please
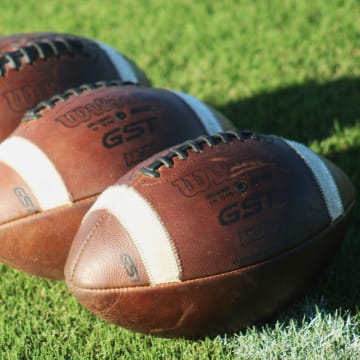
{"left": 0, "top": 0, "right": 359, "bottom": 358}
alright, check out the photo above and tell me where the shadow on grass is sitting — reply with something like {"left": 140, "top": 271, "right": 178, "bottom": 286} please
{"left": 218, "top": 75, "right": 360, "bottom": 310}
{"left": 216, "top": 78, "right": 360, "bottom": 336}
{"left": 217, "top": 75, "right": 360, "bottom": 314}
{"left": 233, "top": 146, "right": 360, "bottom": 339}
{"left": 216, "top": 77, "right": 360, "bottom": 144}
{"left": 313, "top": 147, "right": 360, "bottom": 310}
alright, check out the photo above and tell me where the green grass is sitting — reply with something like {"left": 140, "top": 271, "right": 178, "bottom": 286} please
{"left": 0, "top": 0, "right": 359, "bottom": 358}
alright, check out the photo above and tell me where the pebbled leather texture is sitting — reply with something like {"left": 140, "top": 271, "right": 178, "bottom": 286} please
{"left": 0, "top": 32, "right": 151, "bottom": 141}
{"left": 0, "top": 197, "right": 94, "bottom": 280}
{"left": 65, "top": 131, "right": 356, "bottom": 337}
{"left": 0, "top": 84, "right": 234, "bottom": 279}
{"left": 70, "top": 213, "right": 349, "bottom": 338}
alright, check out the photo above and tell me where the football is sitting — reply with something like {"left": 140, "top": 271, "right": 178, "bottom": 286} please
{"left": 65, "top": 130, "right": 356, "bottom": 338}
{"left": 0, "top": 82, "right": 235, "bottom": 279}
{"left": 0, "top": 32, "right": 150, "bottom": 141}
{"left": 0, "top": 32, "right": 66, "bottom": 52}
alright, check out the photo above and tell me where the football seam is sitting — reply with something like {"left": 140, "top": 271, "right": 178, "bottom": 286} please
{"left": 67, "top": 210, "right": 110, "bottom": 289}
{"left": 130, "top": 186, "right": 183, "bottom": 283}
{"left": 70, "top": 185, "right": 184, "bottom": 286}
{"left": 169, "top": 91, "right": 209, "bottom": 135}
{"left": 0, "top": 193, "right": 97, "bottom": 228}
{"left": 139, "top": 130, "right": 262, "bottom": 179}
{"left": 0, "top": 195, "right": 98, "bottom": 265}
{"left": 283, "top": 139, "right": 344, "bottom": 222}
{"left": 134, "top": 143, "right": 229, "bottom": 188}
{"left": 170, "top": 90, "right": 235, "bottom": 135}
{"left": 68, "top": 200, "right": 354, "bottom": 293}
{"left": 0, "top": 36, "right": 91, "bottom": 77}
{"left": 22, "top": 80, "right": 130, "bottom": 122}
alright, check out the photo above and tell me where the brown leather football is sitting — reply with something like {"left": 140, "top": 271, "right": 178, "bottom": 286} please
{"left": 0, "top": 32, "right": 150, "bottom": 141}
{"left": 65, "top": 130, "right": 356, "bottom": 338}
{"left": 0, "top": 82, "right": 235, "bottom": 279}
{"left": 0, "top": 32, "right": 66, "bottom": 52}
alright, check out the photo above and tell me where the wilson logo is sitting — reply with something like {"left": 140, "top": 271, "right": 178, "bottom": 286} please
{"left": 54, "top": 97, "right": 156, "bottom": 149}
{"left": 3, "top": 82, "right": 56, "bottom": 113}
{"left": 54, "top": 97, "right": 128, "bottom": 128}
{"left": 172, "top": 161, "right": 273, "bottom": 198}
{"left": 172, "top": 162, "right": 233, "bottom": 198}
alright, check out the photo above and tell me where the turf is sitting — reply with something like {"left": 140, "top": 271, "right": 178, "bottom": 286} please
{"left": 0, "top": 0, "right": 359, "bottom": 358}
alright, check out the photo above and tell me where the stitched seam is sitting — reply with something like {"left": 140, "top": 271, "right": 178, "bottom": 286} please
{"left": 136, "top": 142, "right": 234, "bottom": 189}
{"left": 0, "top": 195, "right": 98, "bottom": 264}
{"left": 139, "top": 131, "right": 264, "bottom": 178}
{"left": 68, "top": 211, "right": 109, "bottom": 289}
{"left": 70, "top": 205, "right": 352, "bottom": 293}
{"left": 22, "top": 80, "right": 128, "bottom": 122}
{"left": 283, "top": 139, "right": 342, "bottom": 221}
{"left": 0, "top": 194, "right": 97, "bottom": 227}
{"left": 0, "top": 37, "right": 88, "bottom": 77}
{"left": 132, "top": 190, "right": 183, "bottom": 282}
